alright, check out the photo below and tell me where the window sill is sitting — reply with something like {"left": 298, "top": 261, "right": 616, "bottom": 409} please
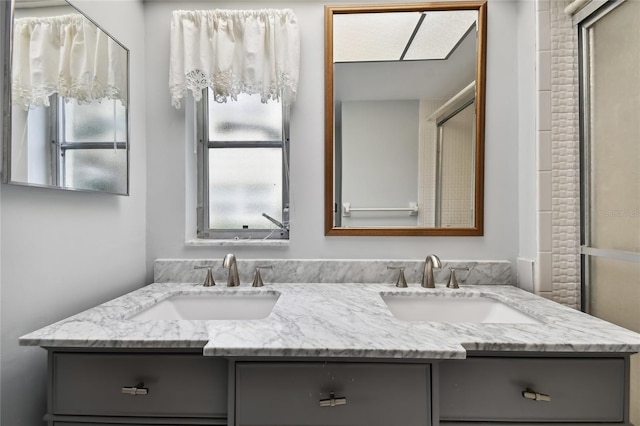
{"left": 185, "top": 239, "right": 289, "bottom": 248}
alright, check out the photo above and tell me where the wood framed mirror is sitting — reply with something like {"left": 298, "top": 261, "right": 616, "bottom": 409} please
{"left": 325, "top": 2, "right": 486, "bottom": 236}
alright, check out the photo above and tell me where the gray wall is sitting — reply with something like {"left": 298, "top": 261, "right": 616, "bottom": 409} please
{"left": 0, "top": 0, "right": 147, "bottom": 424}
{"left": 145, "top": 0, "right": 521, "bottom": 277}
{"left": 341, "top": 100, "right": 419, "bottom": 227}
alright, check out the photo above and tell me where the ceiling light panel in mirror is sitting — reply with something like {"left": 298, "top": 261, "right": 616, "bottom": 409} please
{"left": 325, "top": 2, "right": 486, "bottom": 236}
{"left": 3, "top": 0, "right": 129, "bottom": 195}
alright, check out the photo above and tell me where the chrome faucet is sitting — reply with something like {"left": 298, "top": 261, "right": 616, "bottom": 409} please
{"left": 193, "top": 265, "right": 216, "bottom": 287}
{"left": 421, "top": 254, "right": 442, "bottom": 288}
{"left": 447, "top": 267, "right": 469, "bottom": 289}
{"left": 222, "top": 254, "right": 240, "bottom": 287}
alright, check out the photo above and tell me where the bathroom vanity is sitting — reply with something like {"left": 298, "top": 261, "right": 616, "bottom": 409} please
{"left": 44, "top": 348, "right": 630, "bottom": 426}
{"left": 21, "top": 262, "right": 640, "bottom": 426}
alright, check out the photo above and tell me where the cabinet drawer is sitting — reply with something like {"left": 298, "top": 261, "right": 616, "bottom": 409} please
{"left": 235, "top": 362, "right": 431, "bottom": 426}
{"left": 439, "top": 357, "right": 625, "bottom": 421}
{"left": 52, "top": 353, "right": 227, "bottom": 417}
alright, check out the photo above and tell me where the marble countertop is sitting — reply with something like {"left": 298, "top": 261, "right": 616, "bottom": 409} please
{"left": 19, "top": 282, "right": 640, "bottom": 359}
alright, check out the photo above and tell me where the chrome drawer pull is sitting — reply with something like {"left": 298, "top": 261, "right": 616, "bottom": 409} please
{"left": 121, "top": 383, "right": 149, "bottom": 396}
{"left": 319, "top": 392, "right": 347, "bottom": 407}
{"left": 522, "top": 389, "right": 551, "bottom": 402}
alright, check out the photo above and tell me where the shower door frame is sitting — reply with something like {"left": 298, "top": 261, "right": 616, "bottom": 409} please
{"left": 578, "top": 0, "right": 640, "bottom": 313}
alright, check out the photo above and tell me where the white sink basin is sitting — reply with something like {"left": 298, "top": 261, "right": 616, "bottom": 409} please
{"left": 381, "top": 294, "right": 541, "bottom": 324}
{"left": 128, "top": 292, "right": 280, "bottom": 321}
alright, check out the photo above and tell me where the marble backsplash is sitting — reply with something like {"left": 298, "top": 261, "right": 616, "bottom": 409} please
{"left": 154, "top": 259, "right": 513, "bottom": 286}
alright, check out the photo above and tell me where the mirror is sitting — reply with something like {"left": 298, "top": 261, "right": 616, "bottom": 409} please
{"left": 2, "top": 0, "right": 129, "bottom": 195}
{"left": 325, "top": 2, "right": 486, "bottom": 236}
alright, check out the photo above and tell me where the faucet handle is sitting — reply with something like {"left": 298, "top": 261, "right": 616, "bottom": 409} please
{"left": 447, "top": 267, "right": 469, "bottom": 289}
{"left": 387, "top": 266, "right": 408, "bottom": 288}
{"left": 194, "top": 265, "right": 216, "bottom": 287}
{"left": 252, "top": 265, "right": 273, "bottom": 287}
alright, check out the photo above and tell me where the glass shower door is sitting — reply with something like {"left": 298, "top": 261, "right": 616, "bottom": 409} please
{"left": 579, "top": 0, "right": 640, "bottom": 423}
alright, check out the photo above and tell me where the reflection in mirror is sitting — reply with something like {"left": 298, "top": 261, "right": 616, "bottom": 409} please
{"left": 3, "top": 0, "right": 129, "bottom": 194}
{"left": 325, "top": 2, "right": 486, "bottom": 236}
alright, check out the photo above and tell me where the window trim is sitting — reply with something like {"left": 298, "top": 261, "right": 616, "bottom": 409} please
{"left": 196, "top": 89, "right": 291, "bottom": 240}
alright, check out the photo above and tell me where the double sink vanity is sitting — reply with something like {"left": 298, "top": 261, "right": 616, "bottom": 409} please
{"left": 20, "top": 259, "right": 640, "bottom": 426}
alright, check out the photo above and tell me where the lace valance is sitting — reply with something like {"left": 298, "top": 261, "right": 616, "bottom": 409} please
{"left": 169, "top": 9, "right": 300, "bottom": 108}
{"left": 12, "top": 14, "right": 128, "bottom": 110}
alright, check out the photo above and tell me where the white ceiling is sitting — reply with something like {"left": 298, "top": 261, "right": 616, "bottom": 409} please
{"left": 333, "top": 10, "right": 477, "bottom": 62}
{"left": 334, "top": 29, "right": 478, "bottom": 102}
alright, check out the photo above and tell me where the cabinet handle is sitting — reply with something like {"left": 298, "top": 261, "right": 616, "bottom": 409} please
{"left": 121, "top": 383, "right": 149, "bottom": 396}
{"left": 522, "top": 389, "right": 551, "bottom": 402}
{"left": 319, "top": 392, "right": 347, "bottom": 407}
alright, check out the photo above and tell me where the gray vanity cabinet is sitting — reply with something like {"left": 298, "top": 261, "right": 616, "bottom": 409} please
{"left": 234, "top": 362, "right": 432, "bottom": 426}
{"left": 439, "top": 357, "right": 627, "bottom": 423}
{"left": 47, "top": 351, "right": 228, "bottom": 425}
{"left": 43, "top": 351, "right": 632, "bottom": 426}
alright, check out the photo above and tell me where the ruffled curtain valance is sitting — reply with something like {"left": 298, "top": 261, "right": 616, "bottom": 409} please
{"left": 12, "top": 14, "right": 128, "bottom": 110}
{"left": 169, "top": 9, "right": 300, "bottom": 108}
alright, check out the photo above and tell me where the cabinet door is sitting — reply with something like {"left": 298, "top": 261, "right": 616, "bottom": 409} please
{"left": 439, "top": 357, "right": 625, "bottom": 421}
{"left": 235, "top": 362, "right": 431, "bottom": 426}
{"left": 52, "top": 353, "right": 227, "bottom": 417}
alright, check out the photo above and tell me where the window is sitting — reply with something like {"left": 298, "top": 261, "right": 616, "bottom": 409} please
{"left": 19, "top": 96, "right": 128, "bottom": 193}
{"left": 57, "top": 97, "right": 128, "bottom": 193}
{"left": 197, "top": 89, "right": 290, "bottom": 240}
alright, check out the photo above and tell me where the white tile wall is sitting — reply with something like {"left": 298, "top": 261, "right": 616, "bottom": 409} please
{"left": 538, "top": 131, "right": 552, "bottom": 171}
{"left": 538, "top": 252, "right": 554, "bottom": 292}
{"left": 537, "top": 0, "right": 550, "bottom": 13}
{"left": 536, "top": 1, "right": 552, "bottom": 297}
{"left": 537, "top": 9, "right": 552, "bottom": 50}
{"left": 537, "top": 91, "right": 552, "bottom": 130}
{"left": 535, "top": 0, "right": 581, "bottom": 309}
{"left": 550, "top": 0, "right": 580, "bottom": 309}
{"left": 538, "top": 171, "right": 553, "bottom": 211}
{"left": 537, "top": 51, "right": 552, "bottom": 91}
{"left": 517, "top": 258, "right": 535, "bottom": 293}
{"left": 539, "top": 212, "right": 552, "bottom": 252}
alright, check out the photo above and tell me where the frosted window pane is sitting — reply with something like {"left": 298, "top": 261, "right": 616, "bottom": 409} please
{"left": 209, "top": 148, "right": 282, "bottom": 229}
{"left": 64, "top": 149, "right": 127, "bottom": 193}
{"left": 588, "top": 0, "right": 640, "bottom": 253}
{"left": 115, "top": 103, "right": 127, "bottom": 142}
{"left": 590, "top": 256, "right": 640, "bottom": 332}
{"left": 64, "top": 98, "right": 127, "bottom": 143}
{"left": 208, "top": 92, "right": 282, "bottom": 142}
